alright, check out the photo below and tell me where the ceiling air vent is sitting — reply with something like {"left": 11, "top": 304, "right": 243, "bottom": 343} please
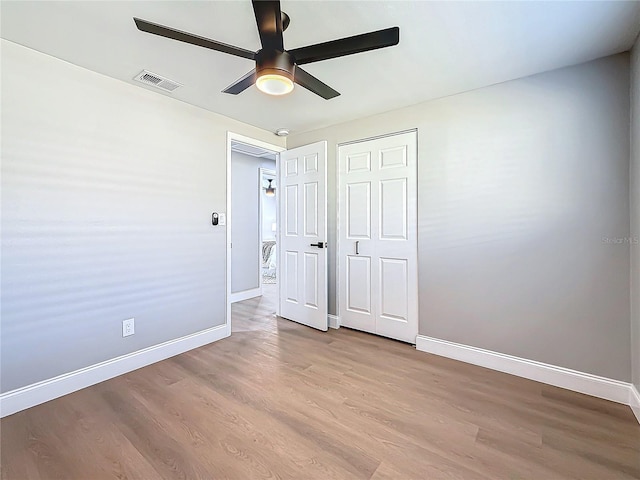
{"left": 133, "top": 70, "right": 182, "bottom": 93}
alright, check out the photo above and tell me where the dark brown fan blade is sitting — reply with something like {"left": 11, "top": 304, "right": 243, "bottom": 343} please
{"left": 222, "top": 69, "right": 257, "bottom": 94}
{"left": 289, "top": 26, "right": 399, "bottom": 65}
{"left": 134, "top": 18, "right": 256, "bottom": 60}
{"left": 252, "top": 0, "right": 284, "bottom": 51}
{"left": 294, "top": 67, "right": 340, "bottom": 100}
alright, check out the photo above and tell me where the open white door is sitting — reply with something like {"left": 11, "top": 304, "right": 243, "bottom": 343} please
{"left": 278, "top": 141, "right": 328, "bottom": 331}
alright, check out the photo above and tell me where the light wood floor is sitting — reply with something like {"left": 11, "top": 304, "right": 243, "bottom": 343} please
{"left": 2, "top": 284, "right": 639, "bottom": 479}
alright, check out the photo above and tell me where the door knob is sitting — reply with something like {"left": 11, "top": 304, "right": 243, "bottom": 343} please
{"left": 310, "top": 242, "right": 325, "bottom": 249}
{"left": 355, "top": 240, "right": 360, "bottom": 255}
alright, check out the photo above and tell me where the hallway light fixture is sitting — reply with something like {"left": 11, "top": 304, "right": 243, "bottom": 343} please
{"left": 265, "top": 179, "right": 276, "bottom": 197}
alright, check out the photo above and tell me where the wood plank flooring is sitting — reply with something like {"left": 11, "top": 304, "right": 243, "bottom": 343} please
{"left": 2, "top": 284, "right": 639, "bottom": 479}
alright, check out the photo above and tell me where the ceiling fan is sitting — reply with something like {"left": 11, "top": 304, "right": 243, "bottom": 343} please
{"left": 133, "top": 1, "right": 399, "bottom": 100}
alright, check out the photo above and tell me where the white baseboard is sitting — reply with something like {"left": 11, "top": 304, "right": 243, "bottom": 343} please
{"left": 631, "top": 384, "right": 640, "bottom": 424}
{"left": 230, "top": 287, "right": 262, "bottom": 303}
{"left": 415, "top": 335, "right": 633, "bottom": 408}
{"left": 0, "top": 324, "right": 229, "bottom": 418}
{"left": 328, "top": 314, "right": 340, "bottom": 329}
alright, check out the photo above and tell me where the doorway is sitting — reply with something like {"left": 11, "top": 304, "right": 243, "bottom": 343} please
{"left": 226, "top": 133, "right": 285, "bottom": 333}
{"left": 226, "top": 134, "right": 329, "bottom": 335}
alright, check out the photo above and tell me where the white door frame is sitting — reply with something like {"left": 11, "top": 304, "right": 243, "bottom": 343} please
{"left": 226, "top": 132, "right": 285, "bottom": 336}
{"left": 336, "top": 129, "right": 419, "bottom": 341}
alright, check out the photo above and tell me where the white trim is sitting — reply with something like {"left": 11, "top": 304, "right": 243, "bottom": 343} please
{"left": 416, "top": 335, "right": 633, "bottom": 406}
{"left": 226, "top": 132, "right": 285, "bottom": 335}
{"left": 334, "top": 143, "right": 341, "bottom": 323}
{"left": 336, "top": 128, "right": 419, "bottom": 147}
{"left": 328, "top": 314, "right": 340, "bottom": 329}
{"left": 256, "top": 166, "right": 263, "bottom": 300}
{"left": 226, "top": 134, "right": 232, "bottom": 337}
{"left": 630, "top": 384, "right": 640, "bottom": 424}
{"left": 275, "top": 153, "right": 281, "bottom": 318}
{"left": 230, "top": 287, "right": 262, "bottom": 303}
{"left": 0, "top": 325, "right": 228, "bottom": 418}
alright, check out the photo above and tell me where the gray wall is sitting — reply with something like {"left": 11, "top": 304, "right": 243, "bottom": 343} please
{"left": 289, "top": 54, "right": 631, "bottom": 381}
{"left": 2, "top": 38, "right": 633, "bottom": 393}
{"left": 632, "top": 39, "right": 640, "bottom": 391}
{"left": 0, "top": 40, "right": 284, "bottom": 393}
{"left": 230, "top": 152, "right": 276, "bottom": 293}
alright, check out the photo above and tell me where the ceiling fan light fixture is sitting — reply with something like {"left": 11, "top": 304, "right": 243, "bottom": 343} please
{"left": 256, "top": 69, "right": 294, "bottom": 96}
{"left": 265, "top": 179, "right": 276, "bottom": 196}
{"left": 255, "top": 51, "right": 295, "bottom": 96}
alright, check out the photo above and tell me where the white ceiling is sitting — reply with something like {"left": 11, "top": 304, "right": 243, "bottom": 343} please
{"left": 2, "top": 1, "right": 640, "bottom": 135}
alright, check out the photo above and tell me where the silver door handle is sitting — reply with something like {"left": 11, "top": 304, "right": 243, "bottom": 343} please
{"left": 355, "top": 240, "right": 359, "bottom": 255}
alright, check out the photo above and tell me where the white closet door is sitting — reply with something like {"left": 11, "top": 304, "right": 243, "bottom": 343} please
{"left": 339, "top": 131, "right": 418, "bottom": 343}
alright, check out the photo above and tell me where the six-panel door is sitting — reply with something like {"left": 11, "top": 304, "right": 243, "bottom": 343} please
{"left": 338, "top": 131, "right": 418, "bottom": 343}
{"left": 279, "top": 141, "right": 328, "bottom": 331}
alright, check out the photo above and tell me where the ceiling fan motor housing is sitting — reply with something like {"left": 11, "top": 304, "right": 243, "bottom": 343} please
{"left": 255, "top": 50, "right": 295, "bottom": 82}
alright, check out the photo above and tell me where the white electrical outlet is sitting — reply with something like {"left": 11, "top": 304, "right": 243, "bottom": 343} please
{"left": 122, "top": 318, "right": 135, "bottom": 337}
